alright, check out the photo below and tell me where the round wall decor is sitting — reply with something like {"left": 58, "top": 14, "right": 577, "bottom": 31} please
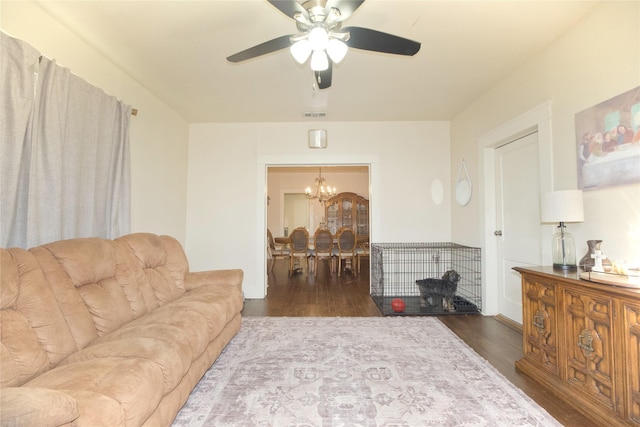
{"left": 455, "top": 160, "right": 472, "bottom": 206}
{"left": 430, "top": 179, "right": 444, "bottom": 205}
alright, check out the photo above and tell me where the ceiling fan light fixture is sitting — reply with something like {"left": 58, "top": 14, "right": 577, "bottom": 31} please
{"left": 228, "top": 1, "right": 422, "bottom": 90}
{"left": 325, "top": 8, "right": 342, "bottom": 26}
{"left": 310, "top": 50, "right": 329, "bottom": 71}
{"left": 308, "top": 26, "right": 329, "bottom": 52}
{"left": 293, "top": 12, "right": 310, "bottom": 27}
{"left": 290, "top": 39, "right": 312, "bottom": 64}
{"left": 326, "top": 38, "right": 348, "bottom": 63}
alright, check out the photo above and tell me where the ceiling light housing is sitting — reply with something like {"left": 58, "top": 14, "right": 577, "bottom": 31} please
{"left": 326, "top": 39, "right": 348, "bottom": 63}
{"left": 289, "top": 6, "right": 350, "bottom": 71}
{"left": 290, "top": 39, "right": 312, "bottom": 64}
{"left": 308, "top": 27, "right": 329, "bottom": 52}
{"left": 310, "top": 50, "right": 329, "bottom": 71}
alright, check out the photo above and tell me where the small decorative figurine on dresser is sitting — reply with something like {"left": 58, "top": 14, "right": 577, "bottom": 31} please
{"left": 579, "top": 239, "right": 612, "bottom": 272}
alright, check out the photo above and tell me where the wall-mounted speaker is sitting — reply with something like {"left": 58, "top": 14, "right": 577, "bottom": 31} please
{"left": 308, "top": 129, "right": 327, "bottom": 149}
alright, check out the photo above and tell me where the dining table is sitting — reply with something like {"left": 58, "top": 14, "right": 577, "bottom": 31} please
{"left": 274, "top": 234, "right": 368, "bottom": 250}
{"left": 273, "top": 233, "right": 368, "bottom": 274}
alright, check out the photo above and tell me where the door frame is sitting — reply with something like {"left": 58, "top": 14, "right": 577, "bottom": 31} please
{"left": 477, "top": 101, "right": 554, "bottom": 316}
{"left": 256, "top": 155, "right": 379, "bottom": 298}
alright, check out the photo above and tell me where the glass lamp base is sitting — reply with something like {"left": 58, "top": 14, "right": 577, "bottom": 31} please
{"left": 551, "top": 224, "right": 577, "bottom": 270}
{"left": 553, "top": 263, "right": 578, "bottom": 271}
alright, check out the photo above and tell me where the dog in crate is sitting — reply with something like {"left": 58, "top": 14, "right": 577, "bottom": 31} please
{"left": 416, "top": 270, "right": 461, "bottom": 311}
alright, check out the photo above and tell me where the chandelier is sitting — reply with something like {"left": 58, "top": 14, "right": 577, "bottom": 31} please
{"left": 305, "top": 167, "right": 337, "bottom": 204}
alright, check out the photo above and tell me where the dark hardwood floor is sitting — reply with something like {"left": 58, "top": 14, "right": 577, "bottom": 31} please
{"left": 242, "top": 258, "right": 598, "bottom": 427}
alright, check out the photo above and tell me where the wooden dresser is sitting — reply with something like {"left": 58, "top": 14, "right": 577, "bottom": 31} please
{"left": 514, "top": 266, "right": 640, "bottom": 426}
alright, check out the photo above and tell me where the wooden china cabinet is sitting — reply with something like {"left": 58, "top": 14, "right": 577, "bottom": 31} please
{"left": 514, "top": 266, "right": 640, "bottom": 426}
{"left": 324, "top": 192, "right": 369, "bottom": 237}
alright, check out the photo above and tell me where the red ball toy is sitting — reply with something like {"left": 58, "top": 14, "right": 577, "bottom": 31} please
{"left": 391, "top": 298, "right": 406, "bottom": 313}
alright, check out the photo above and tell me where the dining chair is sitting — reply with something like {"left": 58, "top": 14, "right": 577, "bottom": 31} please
{"left": 356, "top": 241, "right": 370, "bottom": 275}
{"left": 267, "top": 228, "right": 290, "bottom": 272}
{"left": 313, "top": 227, "right": 335, "bottom": 276}
{"left": 288, "top": 227, "right": 310, "bottom": 277}
{"left": 336, "top": 227, "right": 357, "bottom": 276}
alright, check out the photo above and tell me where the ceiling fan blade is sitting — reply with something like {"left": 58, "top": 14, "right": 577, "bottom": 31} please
{"left": 267, "top": 0, "right": 307, "bottom": 19}
{"left": 326, "top": 0, "right": 365, "bottom": 20}
{"left": 314, "top": 60, "right": 333, "bottom": 89}
{"left": 227, "top": 35, "right": 294, "bottom": 63}
{"left": 343, "top": 26, "right": 421, "bottom": 56}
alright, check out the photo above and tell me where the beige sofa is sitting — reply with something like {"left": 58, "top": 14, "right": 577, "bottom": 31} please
{"left": 0, "top": 233, "right": 244, "bottom": 426}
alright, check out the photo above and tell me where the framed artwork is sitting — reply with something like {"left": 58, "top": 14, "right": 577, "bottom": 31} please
{"left": 575, "top": 86, "right": 640, "bottom": 190}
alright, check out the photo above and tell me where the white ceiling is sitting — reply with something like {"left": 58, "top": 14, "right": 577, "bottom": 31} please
{"left": 34, "top": 0, "right": 600, "bottom": 123}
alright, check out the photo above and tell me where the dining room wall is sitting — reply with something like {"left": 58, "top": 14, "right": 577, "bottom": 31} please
{"left": 186, "top": 121, "right": 451, "bottom": 298}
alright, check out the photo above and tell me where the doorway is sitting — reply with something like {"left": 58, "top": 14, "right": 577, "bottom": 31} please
{"left": 266, "top": 165, "right": 370, "bottom": 242}
{"left": 263, "top": 164, "right": 373, "bottom": 296}
{"left": 494, "top": 132, "right": 542, "bottom": 323}
{"left": 478, "top": 101, "right": 553, "bottom": 320}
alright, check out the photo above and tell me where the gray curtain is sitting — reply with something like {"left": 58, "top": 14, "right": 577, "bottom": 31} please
{"left": 1, "top": 32, "right": 131, "bottom": 248}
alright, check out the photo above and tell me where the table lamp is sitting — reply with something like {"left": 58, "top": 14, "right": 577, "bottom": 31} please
{"left": 540, "top": 190, "right": 584, "bottom": 270}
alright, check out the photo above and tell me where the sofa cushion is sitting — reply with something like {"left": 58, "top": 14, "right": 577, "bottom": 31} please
{"left": 0, "top": 387, "right": 79, "bottom": 426}
{"left": 1, "top": 249, "right": 76, "bottom": 385}
{"left": 114, "top": 307, "right": 210, "bottom": 361}
{"left": 117, "top": 234, "right": 189, "bottom": 304}
{"left": 185, "top": 269, "right": 243, "bottom": 291}
{"left": 26, "top": 357, "right": 165, "bottom": 427}
{"left": 114, "top": 239, "right": 160, "bottom": 318}
{"left": 180, "top": 286, "right": 244, "bottom": 335}
{"left": 60, "top": 337, "right": 188, "bottom": 393}
{"left": 0, "top": 309, "right": 48, "bottom": 387}
{"left": 62, "top": 389, "right": 125, "bottom": 426}
{"left": 0, "top": 249, "right": 19, "bottom": 309}
{"left": 33, "top": 238, "right": 137, "bottom": 339}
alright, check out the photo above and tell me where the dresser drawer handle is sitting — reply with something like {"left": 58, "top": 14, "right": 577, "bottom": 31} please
{"left": 578, "top": 329, "right": 594, "bottom": 355}
{"left": 533, "top": 311, "right": 545, "bottom": 331}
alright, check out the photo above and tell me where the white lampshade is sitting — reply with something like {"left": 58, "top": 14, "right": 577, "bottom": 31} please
{"left": 308, "top": 27, "right": 329, "bottom": 52}
{"left": 290, "top": 40, "right": 312, "bottom": 64}
{"left": 326, "top": 39, "right": 348, "bottom": 63}
{"left": 540, "top": 190, "right": 584, "bottom": 223}
{"left": 310, "top": 50, "right": 329, "bottom": 71}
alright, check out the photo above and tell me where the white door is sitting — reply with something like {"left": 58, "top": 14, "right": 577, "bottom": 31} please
{"left": 284, "top": 194, "right": 309, "bottom": 233}
{"left": 495, "top": 132, "right": 542, "bottom": 324}
{"left": 292, "top": 198, "right": 309, "bottom": 229}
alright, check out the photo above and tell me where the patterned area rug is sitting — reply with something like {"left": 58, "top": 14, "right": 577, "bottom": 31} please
{"left": 173, "top": 317, "right": 560, "bottom": 427}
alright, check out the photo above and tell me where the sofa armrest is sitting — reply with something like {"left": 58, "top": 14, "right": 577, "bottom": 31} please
{"left": 1, "top": 387, "right": 79, "bottom": 426}
{"left": 185, "top": 269, "right": 243, "bottom": 292}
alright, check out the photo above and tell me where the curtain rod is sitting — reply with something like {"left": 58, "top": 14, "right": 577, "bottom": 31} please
{"left": 131, "top": 108, "right": 138, "bottom": 116}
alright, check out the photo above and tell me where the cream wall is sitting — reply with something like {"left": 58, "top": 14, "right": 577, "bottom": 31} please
{"left": 1, "top": 1, "right": 190, "bottom": 242}
{"left": 186, "top": 121, "right": 451, "bottom": 298}
{"left": 451, "top": 1, "right": 640, "bottom": 265}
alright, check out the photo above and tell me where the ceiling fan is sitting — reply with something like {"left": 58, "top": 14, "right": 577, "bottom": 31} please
{"left": 226, "top": 0, "right": 421, "bottom": 89}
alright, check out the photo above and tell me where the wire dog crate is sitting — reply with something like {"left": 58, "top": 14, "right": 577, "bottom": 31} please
{"left": 371, "top": 242, "right": 481, "bottom": 316}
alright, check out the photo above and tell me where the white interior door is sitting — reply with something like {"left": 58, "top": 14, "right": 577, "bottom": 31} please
{"left": 495, "top": 132, "right": 542, "bottom": 324}
{"left": 284, "top": 194, "right": 309, "bottom": 233}
{"left": 292, "top": 198, "right": 309, "bottom": 229}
